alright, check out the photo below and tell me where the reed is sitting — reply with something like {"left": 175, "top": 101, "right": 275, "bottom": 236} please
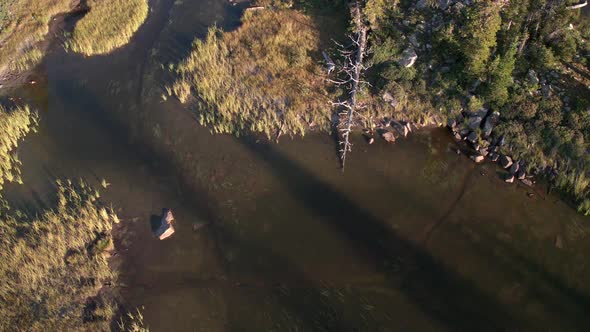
{"left": 171, "top": 9, "right": 331, "bottom": 138}
{"left": 0, "top": 179, "right": 120, "bottom": 331}
{"left": 65, "top": 0, "right": 149, "bottom": 56}
{"left": 0, "top": 104, "right": 37, "bottom": 192}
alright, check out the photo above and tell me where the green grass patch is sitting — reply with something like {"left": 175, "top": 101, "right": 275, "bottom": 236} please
{"left": 66, "top": 0, "right": 148, "bottom": 56}
{"left": 171, "top": 9, "right": 331, "bottom": 138}
{"left": 0, "top": 103, "right": 38, "bottom": 192}
{"left": 0, "top": 179, "right": 120, "bottom": 330}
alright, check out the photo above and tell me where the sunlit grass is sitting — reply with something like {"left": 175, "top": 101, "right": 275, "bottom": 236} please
{"left": 0, "top": 0, "right": 72, "bottom": 74}
{"left": 0, "top": 179, "right": 119, "bottom": 330}
{"left": 171, "top": 9, "right": 331, "bottom": 138}
{"left": 0, "top": 103, "right": 38, "bottom": 192}
{"left": 66, "top": 0, "right": 148, "bottom": 56}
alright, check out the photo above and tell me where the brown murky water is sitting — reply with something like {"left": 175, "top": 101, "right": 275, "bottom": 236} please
{"left": 3, "top": 0, "right": 590, "bottom": 331}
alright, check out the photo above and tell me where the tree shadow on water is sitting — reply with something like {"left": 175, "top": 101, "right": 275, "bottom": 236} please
{"left": 237, "top": 137, "right": 526, "bottom": 331}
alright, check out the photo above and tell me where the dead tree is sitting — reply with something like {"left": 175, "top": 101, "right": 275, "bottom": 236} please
{"left": 331, "top": 1, "right": 368, "bottom": 170}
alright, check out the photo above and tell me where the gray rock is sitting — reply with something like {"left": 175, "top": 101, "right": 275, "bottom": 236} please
{"left": 381, "top": 131, "right": 396, "bottom": 143}
{"left": 509, "top": 162, "right": 520, "bottom": 175}
{"left": 466, "top": 131, "right": 478, "bottom": 144}
{"left": 517, "top": 169, "right": 526, "bottom": 180}
{"left": 500, "top": 155, "right": 513, "bottom": 169}
{"left": 482, "top": 111, "right": 500, "bottom": 137}
{"left": 555, "top": 234, "right": 563, "bottom": 249}
{"left": 490, "top": 153, "right": 499, "bottom": 162}
{"left": 391, "top": 120, "right": 409, "bottom": 137}
{"left": 521, "top": 178, "right": 533, "bottom": 186}
{"left": 447, "top": 118, "right": 457, "bottom": 129}
{"left": 467, "top": 116, "right": 483, "bottom": 130}
{"left": 471, "top": 154, "right": 484, "bottom": 163}
{"left": 155, "top": 209, "right": 175, "bottom": 240}
{"left": 527, "top": 69, "right": 540, "bottom": 86}
{"left": 505, "top": 174, "right": 515, "bottom": 183}
{"left": 398, "top": 48, "right": 418, "bottom": 68}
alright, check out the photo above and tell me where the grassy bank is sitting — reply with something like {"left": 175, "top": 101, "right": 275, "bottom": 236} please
{"left": 170, "top": 9, "right": 331, "bottom": 139}
{"left": 66, "top": 0, "right": 148, "bottom": 56}
{"left": 0, "top": 0, "right": 72, "bottom": 76}
{"left": 0, "top": 180, "right": 120, "bottom": 331}
{"left": 0, "top": 103, "right": 37, "bottom": 192}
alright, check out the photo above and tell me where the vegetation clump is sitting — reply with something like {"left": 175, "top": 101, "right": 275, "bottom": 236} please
{"left": 170, "top": 9, "right": 331, "bottom": 138}
{"left": 0, "top": 180, "right": 119, "bottom": 331}
{"left": 0, "top": 0, "right": 72, "bottom": 75}
{"left": 363, "top": 0, "right": 590, "bottom": 214}
{"left": 0, "top": 103, "right": 37, "bottom": 192}
{"left": 66, "top": 0, "right": 148, "bottom": 56}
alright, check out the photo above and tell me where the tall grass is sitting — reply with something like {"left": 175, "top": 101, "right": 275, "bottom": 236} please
{"left": 0, "top": 0, "right": 72, "bottom": 74}
{"left": 171, "top": 9, "right": 331, "bottom": 138}
{"left": 0, "top": 179, "right": 119, "bottom": 331}
{"left": 66, "top": 0, "right": 148, "bottom": 56}
{"left": 0, "top": 104, "right": 38, "bottom": 192}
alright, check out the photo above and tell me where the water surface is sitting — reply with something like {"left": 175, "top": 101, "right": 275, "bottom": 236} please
{"left": 3, "top": 0, "right": 590, "bottom": 331}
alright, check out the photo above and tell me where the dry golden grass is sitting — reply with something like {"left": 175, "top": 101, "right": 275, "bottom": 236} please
{"left": 0, "top": 0, "right": 72, "bottom": 75}
{"left": 171, "top": 9, "right": 331, "bottom": 138}
{"left": 0, "top": 103, "right": 37, "bottom": 192}
{"left": 66, "top": 0, "right": 148, "bottom": 56}
{"left": 0, "top": 179, "right": 119, "bottom": 331}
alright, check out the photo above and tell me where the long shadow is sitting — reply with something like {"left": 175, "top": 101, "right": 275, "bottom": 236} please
{"left": 466, "top": 225, "right": 590, "bottom": 329}
{"left": 237, "top": 137, "right": 525, "bottom": 330}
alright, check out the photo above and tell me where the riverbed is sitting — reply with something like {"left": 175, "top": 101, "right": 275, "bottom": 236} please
{"left": 3, "top": 0, "right": 590, "bottom": 331}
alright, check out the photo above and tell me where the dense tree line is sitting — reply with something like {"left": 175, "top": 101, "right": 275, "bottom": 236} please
{"left": 363, "top": 0, "right": 590, "bottom": 214}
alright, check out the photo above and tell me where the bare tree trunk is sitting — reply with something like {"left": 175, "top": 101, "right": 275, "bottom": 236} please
{"left": 334, "top": 1, "right": 368, "bottom": 170}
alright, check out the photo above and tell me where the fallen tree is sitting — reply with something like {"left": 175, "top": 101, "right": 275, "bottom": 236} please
{"left": 332, "top": 1, "right": 369, "bottom": 170}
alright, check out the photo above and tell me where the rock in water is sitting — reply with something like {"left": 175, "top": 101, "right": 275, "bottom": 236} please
{"left": 482, "top": 111, "right": 500, "bottom": 137}
{"left": 471, "top": 155, "right": 484, "bottom": 163}
{"left": 381, "top": 131, "right": 396, "bottom": 143}
{"left": 155, "top": 209, "right": 175, "bottom": 240}
{"left": 505, "top": 174, "right": 515, "bottom": 183}
{"left": 500, "top": 155, "right": 513, "bottom": 169}
{"left": 555, "top": 234, "right": 564, "bottom": 249}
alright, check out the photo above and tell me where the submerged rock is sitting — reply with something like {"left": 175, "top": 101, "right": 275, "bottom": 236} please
{"left": 555, "top": 234, "right": 564, "bottom": 249}
{"left": 155, "top": 209, "right": 175, "bottom": 240}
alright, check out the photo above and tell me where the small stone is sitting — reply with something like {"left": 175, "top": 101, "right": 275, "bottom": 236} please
{"left": 471, "top": 155, "right": 484, "bottom": 163}
{"left": 555, "top": 235, "right": 564, "bottom": 249}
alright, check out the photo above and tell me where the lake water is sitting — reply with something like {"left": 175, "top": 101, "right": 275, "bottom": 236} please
{"left": 3, "top": 0, "right": 590, "bottom": 330}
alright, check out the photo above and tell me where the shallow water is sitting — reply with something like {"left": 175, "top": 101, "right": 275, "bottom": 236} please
{"left": 3, "top": 0, "right": 590, "bottom": 331}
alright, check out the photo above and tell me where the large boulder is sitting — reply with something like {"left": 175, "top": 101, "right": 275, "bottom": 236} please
{"left": 398, "top": 48, "right": 418, "bottom": 68}
{"left": 155, "top": 209, "right": 175, "bottom": 240}
{"left": 500, "top": 155, "right": 513, "bottom": 169}
{"left": 482, "top": 111, "right": 500, "bottom": 137}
